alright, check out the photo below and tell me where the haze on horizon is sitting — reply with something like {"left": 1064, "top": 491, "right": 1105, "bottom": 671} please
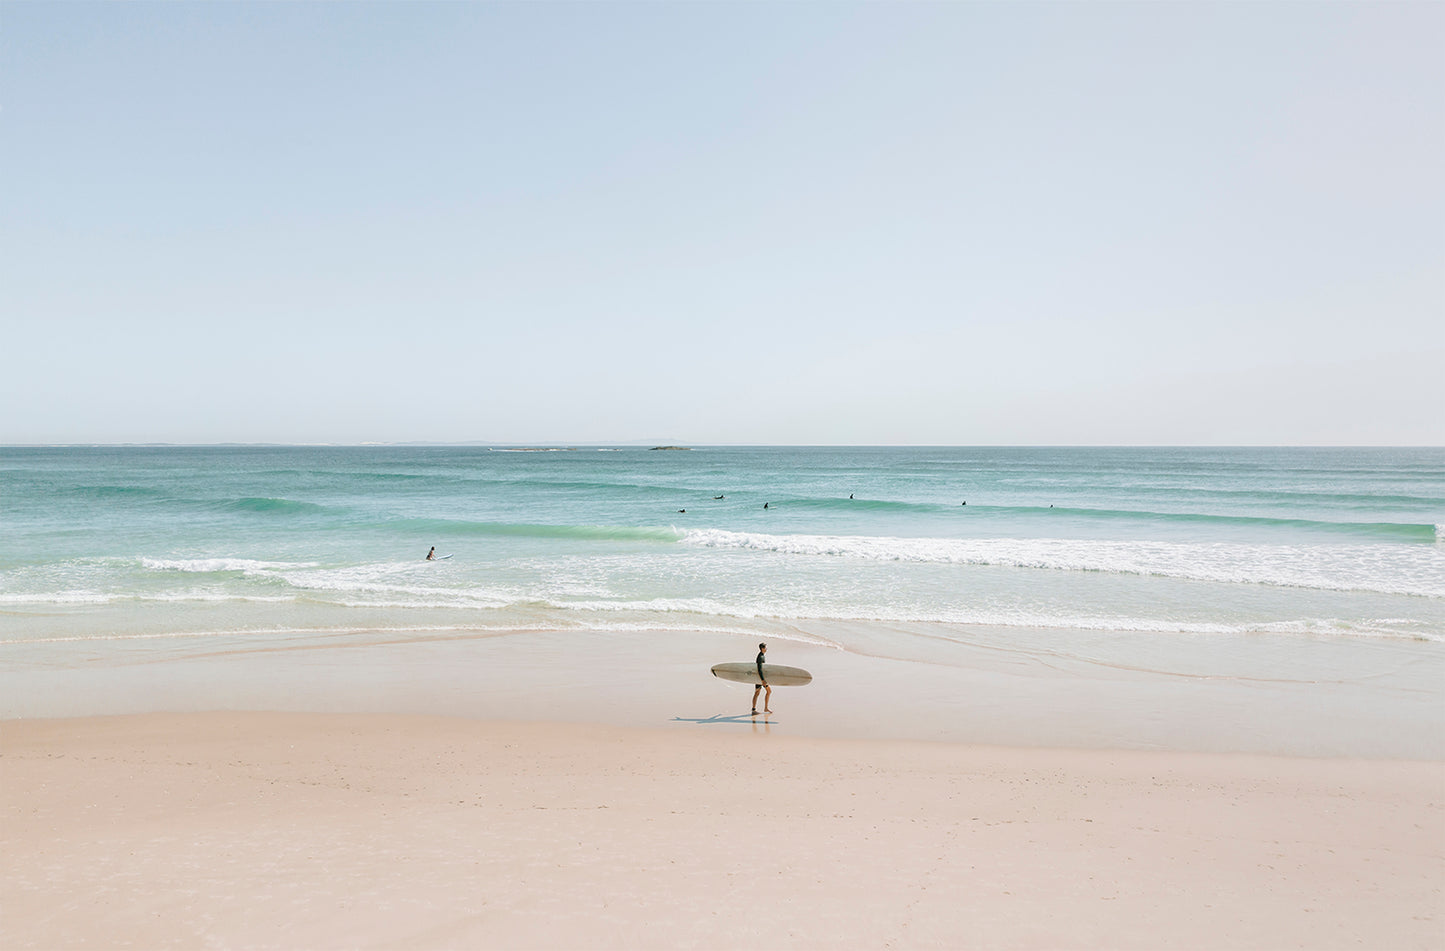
{"left": 2, "top": 2, "right": 1441, "bottom": 447}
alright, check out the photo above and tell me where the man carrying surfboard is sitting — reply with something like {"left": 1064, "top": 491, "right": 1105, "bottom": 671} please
{"left": 752, "top": 643, "right": 772, "bottom": 715}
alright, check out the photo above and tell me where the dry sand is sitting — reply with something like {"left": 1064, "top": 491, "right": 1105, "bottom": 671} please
{"left": 2, "top": 712, "right": 1442, "bottom": 950}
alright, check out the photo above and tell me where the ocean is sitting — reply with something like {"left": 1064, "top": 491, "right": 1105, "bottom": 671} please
{"left": 3, "top": 445, "right": 1442, "bottom": 751}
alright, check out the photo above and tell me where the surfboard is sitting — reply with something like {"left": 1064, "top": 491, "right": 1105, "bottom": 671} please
{"left": 427, "top": 554, "right": 453, "bottom": 561}
{"left": 711, "top": 662, "right": 813, "bottom": 686}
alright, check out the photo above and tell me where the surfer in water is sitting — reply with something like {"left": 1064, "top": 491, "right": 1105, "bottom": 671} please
{"left": 426, "top": 547, "right": 436, "bottom": 561}
{"left": 752, "top": 642, "right": 772, "bottom": 715}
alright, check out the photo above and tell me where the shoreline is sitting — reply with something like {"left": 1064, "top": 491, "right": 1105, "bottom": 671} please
{"left": 5, "top": 624, "right": 1442, "bottom": 759}
{"left": 7, "top": 610, "right": 1441, "bottom": 945}
{"left": 4, "top": 711, "right": 1441, "bottom": 950}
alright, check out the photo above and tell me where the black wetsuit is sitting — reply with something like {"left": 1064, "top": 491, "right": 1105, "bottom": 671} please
{"left": 756, "top": 650, "right": 767, "bottom": 685}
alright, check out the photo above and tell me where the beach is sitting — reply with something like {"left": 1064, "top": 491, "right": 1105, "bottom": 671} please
{"left": 3, "top": 446, "right": 1443, "bottom": 947}
{"left": 4, "top": 711, "right": 1440, "bottom": 950}
{"left": 4, "top": 624, "right": 1444, "bottom": 949}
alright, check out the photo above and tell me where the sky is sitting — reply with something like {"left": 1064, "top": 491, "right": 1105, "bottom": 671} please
{"left": 2, "top": 2, "right": 1441, "bottom": 446}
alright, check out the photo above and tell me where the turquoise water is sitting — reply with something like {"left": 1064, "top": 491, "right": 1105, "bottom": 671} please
{"left": 2, "top": 446, "right": 1441, "bottom": 656}
{"left": 4, "top": 445, "right": 1442, "bottom": 752}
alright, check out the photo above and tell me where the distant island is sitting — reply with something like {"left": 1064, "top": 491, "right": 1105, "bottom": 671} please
{"left": 648, "top": 446, "right": 691, "bottom": 451}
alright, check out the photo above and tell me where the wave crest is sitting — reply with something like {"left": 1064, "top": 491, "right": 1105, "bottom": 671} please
{"left": 680, "top": 529, "right": 1445, "bottom": 597}
{"left": 140, "top": 558, "right": 316, "bottom": 573}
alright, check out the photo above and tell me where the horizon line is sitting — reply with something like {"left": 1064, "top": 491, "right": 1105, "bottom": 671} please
{"left": 4, "top": 442, "right": 1443, "bottom": 450}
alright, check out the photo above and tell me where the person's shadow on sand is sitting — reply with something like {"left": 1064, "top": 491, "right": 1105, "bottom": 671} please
{"left": 671, "top": 713, "right": 775, "bottom": 725}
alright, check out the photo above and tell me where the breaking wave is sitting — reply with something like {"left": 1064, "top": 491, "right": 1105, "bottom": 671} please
{"left": 680, "top": 529, "right": 1445, "bottom": 598}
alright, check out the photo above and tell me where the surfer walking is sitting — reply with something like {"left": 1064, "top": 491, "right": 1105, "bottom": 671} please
{"left": 752, "top": 642, "right": 772, "bottom": 715}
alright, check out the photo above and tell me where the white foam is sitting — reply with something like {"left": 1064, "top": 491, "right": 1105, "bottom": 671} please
{"left": 0, "top": 590, "right": 115, "bottom": 605}
{"left": 0, "top": 591, "right": 296, "bottom": 606}
{"left": 680, "top": 529, "right": 1445, "bottom": 598}
{"left": 325, "top": 595, "right": 512, "bottom": 610}
{"left": 0, "top": 620, "right": 837, "bottom": 649}
{"left": 544, "top": 596, "right": 753, "bottom": 616}
{"left": 141, "top": 558, "right": 316, "bottom": 574}
{"left": 537, "top": 598, "right": 1441, "bottom": 640}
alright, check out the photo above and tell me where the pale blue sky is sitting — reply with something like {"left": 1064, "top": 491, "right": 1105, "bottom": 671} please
{"left": 3, "top": 2, "right": 1441, "bottom": 445}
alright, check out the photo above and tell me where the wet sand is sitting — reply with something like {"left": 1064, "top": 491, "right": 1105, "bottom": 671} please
{"left": 6, "top": 626, "right": 1442, "bottom": 758}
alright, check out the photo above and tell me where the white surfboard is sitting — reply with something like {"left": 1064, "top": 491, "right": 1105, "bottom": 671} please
{"left": 711, "top": 662, "right": 813, "bottom": 687}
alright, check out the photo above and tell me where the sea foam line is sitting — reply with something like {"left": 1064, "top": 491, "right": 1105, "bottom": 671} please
{"left": 141, "top": 557, "right": 318, "bottom": 573}
{"left": 0, "top": 622, "right": 838, "bottom": 649}
{"left": 0, "top": 591, "right": 298, "bottom": 606}
{"left": 680, "top": 529, "right": 1445, "bottom": 597}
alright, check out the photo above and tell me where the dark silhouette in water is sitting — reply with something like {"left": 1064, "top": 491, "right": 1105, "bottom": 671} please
{"left": 763, "top": 502, "right": 769, "bottom": 509}
{"left": 426, "top": 547, "right": 436, "bottom": 560}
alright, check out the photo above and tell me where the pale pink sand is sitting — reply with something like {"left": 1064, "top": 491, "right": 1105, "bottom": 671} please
{"left": 2, "top": 713, "right": 1441, "bottom": 950}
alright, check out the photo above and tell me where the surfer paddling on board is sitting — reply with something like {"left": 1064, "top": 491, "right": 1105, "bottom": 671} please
{"left": 752, "top": 642, "right": 772, "bottom": 715}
